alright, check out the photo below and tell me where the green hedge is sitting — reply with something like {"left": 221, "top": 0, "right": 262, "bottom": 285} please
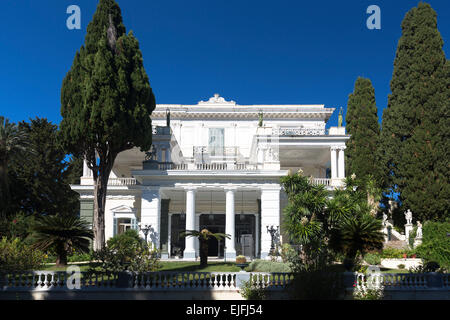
{"left": 246, "top": 260, "right": 291, "bottom": 273}
{"left": 415, "top": 221, "right": 450, "bottom": 269}
{"left": 364, "top": 253, "right": 381, "bottom": 265}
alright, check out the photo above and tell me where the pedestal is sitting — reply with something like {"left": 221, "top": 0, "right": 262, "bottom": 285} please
{"left": 404, "top": 224, "right": 413, "bottom": 241}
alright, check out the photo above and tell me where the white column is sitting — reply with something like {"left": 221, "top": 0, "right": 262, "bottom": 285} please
{"left": 141, "top": 187, "right": 161, "bottom": 250}
{"left": 260, "top": 185, "right": 281, "bottom": 260}
{"left": 183, "top": 187, "right": 197, "bottom": 260}
{"left": 330, "top": 146, "right": 338, "bottom": 180}
{"left": 338, "top": 146, "right": 346, "bottom": 179}
{"left": 225, "top": 188, "right": 237, "bottom": 260}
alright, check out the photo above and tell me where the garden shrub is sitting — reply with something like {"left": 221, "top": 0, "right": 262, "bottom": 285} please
{"left": 364, "top": 253, "right": 381, "bottom": 266}
{"left": 68, "top": 251, "right": 92, "bottom": 263}
{"left": 408, "top": 226, "right": 417, "bottom": 248}
{"left": 0, "top": 237, "right": 45, "bottom": 271}
{"left": 380, "top": 247, "right": 405, "bottom": 259}
{"left": 353, "top": 286, "right": 384, "bottom": 300}
{"left": 90, "top": 230, "right": 161, "bottom": 273}
{"left": 240, "top": 280, "right": 266, "bottom": 300}
{"left": 280, "top": 243, "right": 298, "bottom": 264}
{"left": 246, "top": 260, "right": 291, "bottom": 273}
{"left": 414, "top": 221, "right": 450, "bottom": 269}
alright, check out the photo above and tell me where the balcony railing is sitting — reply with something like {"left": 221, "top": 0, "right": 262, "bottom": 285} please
{"left": 108, "top": 178, "right": 137, "bottom": 186}
{"left": 193, "top": 146, "right": 240, "bottom": 157}
{"left": 151, "top": 162, "right": 257, "bottom": 171}
{"left": 272, "top": 128, "right": 325, "bottom": 136}
{"left": 310, "top": 177, "right": 331, "bottom": 186}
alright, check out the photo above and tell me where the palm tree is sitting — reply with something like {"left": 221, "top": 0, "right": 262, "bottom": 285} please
{"left": 181, "top": 229, "right": 231, "bottom": 268}
{"left": 0, "top": 117, "right": 32, "bottom": 216}
{"left": 329, "top": 213, "right": 384, "bottom": 270}
{"left": 32, "top": 214, "right": 94, "bottom": 267}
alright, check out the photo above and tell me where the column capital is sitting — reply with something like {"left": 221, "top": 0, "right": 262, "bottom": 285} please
{"left": 330, "top": 145, "right": 340, "bottom": 151}
{"left": 223, "top": 186, "right": 238, "bottom": 192}
{"left": 182, "top": 185, "right": 199, "bottom": 192}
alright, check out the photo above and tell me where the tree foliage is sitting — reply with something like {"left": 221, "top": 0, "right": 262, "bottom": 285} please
{"left": 181, "top": 229, "right": 231, "bottom": 268}
{"left": 415, "top": 221, "right": 450, "bottom": 269}
{"left": 0, "top": 117, "right": 32, "bottom": 217}
{"left": 281, "top": 172, "right": 384, "bottom": 271}
{"left": 379, "top": 2, "right": 449, "bottom": 222}
{"left": 345, "top": 77, "right": 381, "bottom": 185}
{"left": 32, "top": 214, "right": 93, "bottom": 267}
{"left": 59, "top": 0, "right": 156, "bottom": 250}
{"left": 6, "top": 118, "right": 81, "bottom": 217}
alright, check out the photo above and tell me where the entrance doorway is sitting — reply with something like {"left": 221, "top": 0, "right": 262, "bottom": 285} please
{"left": 200, "top": 214, "right": 225, "bottom": 258}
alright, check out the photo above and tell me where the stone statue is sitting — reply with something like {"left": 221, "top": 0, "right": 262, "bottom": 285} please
{"left": 382, "top": 213, "right": 388, "bottom": 226}
{"left": 258, "top": 111, "right": 263, "bottom": 127}
{"left": 416, "top": 221, "right": 423, "bottom": 239}
{"left": 338, "top": 107, "right": 343, "bottom": 127}
{"left": 166, "top": 109, "right": 171, "bottom": 127}
{"left": 404, "top": 209, "right": 413, "bottom": 225}
{"left": 145, "top": 144, "right": 157, "bottom": 161}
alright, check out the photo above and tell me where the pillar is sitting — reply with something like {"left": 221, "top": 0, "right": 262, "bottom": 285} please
{"left": 260, "top": 185, "right": 281, "bottom": 260}
{"left": 225, "top": 188, "right": 237, "bottom": 260}
{"left": 141, "top": 187, "right": 161, "bottom": 250}
{"left": 338, "top": 146, "right": 346, "bottom": 179}
{"left": 183, "top": 187, "right": 197, "bottom": 260}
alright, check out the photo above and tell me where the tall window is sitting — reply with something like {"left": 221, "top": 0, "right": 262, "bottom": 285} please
{"left": 208, "top": 128, "right": 224, "bottom": 156}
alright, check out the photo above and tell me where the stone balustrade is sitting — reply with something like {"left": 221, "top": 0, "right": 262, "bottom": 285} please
{"left": 1, "top": 271, "right": 449, "bottom": 300}
{"left": 0, "top": 271, "right": 293, "bottom": 292}
{"left": 355, "top": 272, "right": 449, "bottom": 290}
{"left": 108, "top": 178, "right": 137, "bottom": 186}
{"left": 272, "top": 128, "right": 326, "bottom": 136}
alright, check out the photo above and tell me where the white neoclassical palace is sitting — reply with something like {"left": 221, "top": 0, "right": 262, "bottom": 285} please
{"left": 72, "top": 94, "right": 349, "bottom": 260}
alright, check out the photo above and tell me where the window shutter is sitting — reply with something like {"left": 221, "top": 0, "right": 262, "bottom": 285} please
{"left": 113, "top": 218, "right": 117, "bottom": 236}
{"left": 132, "top": 217, "right": 138, "bottom": 231}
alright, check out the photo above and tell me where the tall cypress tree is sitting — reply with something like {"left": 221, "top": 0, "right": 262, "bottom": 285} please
{"left": 59, "top": 0, "right": 156, "bottom": 250}
{"left": 379, "top": 3, "right": 449, "bottom": 222}
{"left": 345, "top": 77, "right": 381, "bottom": 183}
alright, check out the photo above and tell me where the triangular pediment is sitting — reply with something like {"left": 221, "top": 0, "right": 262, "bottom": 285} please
{"left": 111, "top": 205, "right": 135, "bottom": 213}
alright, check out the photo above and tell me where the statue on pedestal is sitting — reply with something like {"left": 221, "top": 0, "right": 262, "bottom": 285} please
{"left": 416, "top": 221, "right": 423, "bottom": 239}
{"left": 338, "top": 107, "right": 343, "bottom": 128}
{"left": 404, "top": 209, "right": 413, "bottom": 225}
{"left": 258, "top": 111, "right": 264, "bottom": 128}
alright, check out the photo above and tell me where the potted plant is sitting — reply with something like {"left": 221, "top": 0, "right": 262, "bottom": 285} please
{"left": 236, "top": 255, "right": 247, "bottom": 264}
{"left": 236, "top": 255, "right": 248, "bottom": 271}
{"left": 402, "top": 253, "right": 407, "bottom": 259}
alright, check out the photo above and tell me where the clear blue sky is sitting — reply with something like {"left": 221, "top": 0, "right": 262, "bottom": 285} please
{"left": 0, "top": 0, "right": 448, "bottom": 128}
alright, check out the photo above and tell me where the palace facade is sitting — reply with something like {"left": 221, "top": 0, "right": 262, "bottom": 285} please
{"left": 72, "top": 94, "right": 349, "bottom": 260}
